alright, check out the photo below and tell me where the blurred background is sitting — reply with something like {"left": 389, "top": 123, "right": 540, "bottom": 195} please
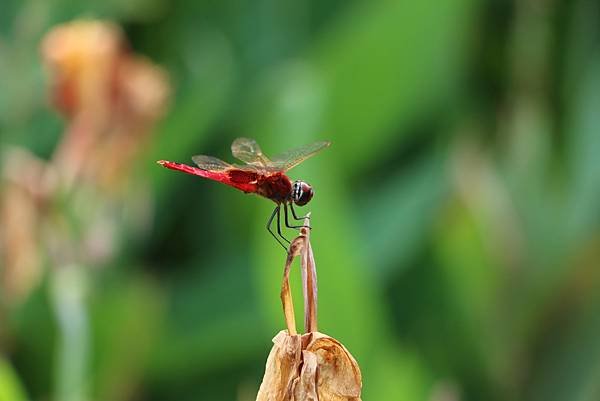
{"left": 1, "top": 0, "right": 599, "bottom": 400}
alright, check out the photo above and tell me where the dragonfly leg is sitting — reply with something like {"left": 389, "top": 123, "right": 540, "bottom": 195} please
{"left": 276, "top": 205, "right": 291, "bottom": 244}
{"left": 290, "top": 203, "right": 310, "bottom": 221}
{"left": 267, "top": 205, "right": 289, "bottom": 250}
{"left": 284, "top": 203, "right": 310, "bottom": 229}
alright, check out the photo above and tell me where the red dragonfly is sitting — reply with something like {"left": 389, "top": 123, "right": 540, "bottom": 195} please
{"left": 157, "top": 137, "right": 331, "bottom": 249}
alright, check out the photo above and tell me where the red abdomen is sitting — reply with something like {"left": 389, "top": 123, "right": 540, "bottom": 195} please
{"left": 157, "top": 160, "right": 292, "bottom": 202}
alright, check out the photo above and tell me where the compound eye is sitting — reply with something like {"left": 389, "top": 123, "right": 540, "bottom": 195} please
{"left": 293, "top": 181, "right": 313, "bottom": 206}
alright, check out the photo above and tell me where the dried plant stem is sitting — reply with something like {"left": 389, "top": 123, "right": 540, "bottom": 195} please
{"left": 280, "top": 215, "right": 318, "bottom": 335}
{"left": 301, "top": 230, "right": 317, "bottom": 333}
{"left": 281, "top": 242, "right": 300, "bottom": 336}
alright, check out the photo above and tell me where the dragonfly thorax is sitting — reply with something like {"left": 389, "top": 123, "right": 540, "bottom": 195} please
{"left": 292, "top": 180, "right": 313, "bottom": 206}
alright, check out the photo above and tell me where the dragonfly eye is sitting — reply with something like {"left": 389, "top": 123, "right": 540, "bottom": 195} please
{"left": 292, "top": 181, "right": 313, "bottom": 206}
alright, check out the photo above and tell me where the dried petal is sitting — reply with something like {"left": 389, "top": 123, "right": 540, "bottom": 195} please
{"left": 41, "top": 20, "right": 123, "bottom": 119}
{"left": 256, "top": 331, "right": 303, "bottom": 401}
{"left": 292, "top": 351, "right": 318, "bottom": 401}
{"left": 306, "top": 333, "right": 362, "bottom": 401}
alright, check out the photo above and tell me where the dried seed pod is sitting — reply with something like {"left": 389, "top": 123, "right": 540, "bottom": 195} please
{"left": 257, "top": 216, "right": 362, "bottom": 400}
{"left": 256, "top": 331, "right": 362, "bottom": 401}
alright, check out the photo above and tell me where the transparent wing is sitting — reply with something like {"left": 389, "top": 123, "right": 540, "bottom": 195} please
{"left": 192, "top": 155, "right": 232, "bottom": 171}
{"left": 231, "top": 137, "right": 272, "bottom": 167}
{"left": 270, "top": 140, "right": 331, "bottom": 172}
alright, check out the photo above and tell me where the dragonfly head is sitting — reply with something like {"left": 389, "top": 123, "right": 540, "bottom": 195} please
{"left": 292, "top": 180, "right": 313, "bottom": 206}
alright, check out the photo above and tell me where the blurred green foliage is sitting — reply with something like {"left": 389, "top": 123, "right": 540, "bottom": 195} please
{"left": 1, "top": 0, "right": 600, "bottom": 400}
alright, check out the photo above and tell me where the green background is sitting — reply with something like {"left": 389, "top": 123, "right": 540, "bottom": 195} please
{"left": 1, "top": 0, "right": 600, "bottom": 400}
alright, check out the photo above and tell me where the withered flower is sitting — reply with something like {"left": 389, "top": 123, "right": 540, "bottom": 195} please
{"left": 40, "top": 19, "right": 170, "bottom": 191}
{"left": 0, "top": 19, "right": 170, "bottom": 306}
{"left": 256, "top": 217, "right": 362, "bottom": 401}
{"left": 257, "top": 331, "right": 362, "bottom": 401}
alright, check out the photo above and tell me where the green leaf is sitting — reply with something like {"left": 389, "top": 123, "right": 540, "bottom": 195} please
{"left": 313, "top": 0, "right": 476, "bottom": 175}
{"left": 361, "top": 151, "right": 447, "bottom": 279}
{"left": 566, "top": 56, "right": 600, "bottom": 244}
{"left": 0, "top": 358, "right": 28, "bottom": 401}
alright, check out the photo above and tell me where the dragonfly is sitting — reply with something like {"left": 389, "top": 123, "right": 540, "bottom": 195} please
{"left": 157, "top": 137, "right": 331, "bottom": 249}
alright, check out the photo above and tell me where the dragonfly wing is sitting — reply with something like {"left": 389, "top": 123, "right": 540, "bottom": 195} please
{"left": 231, "top": 137, "right": 272, "bottom": 167}
{"left": 192, "top": 155, "right": 232, "bottom": 171}
{"left": 270, "top": 140, "right": 331, "bottom": 171}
